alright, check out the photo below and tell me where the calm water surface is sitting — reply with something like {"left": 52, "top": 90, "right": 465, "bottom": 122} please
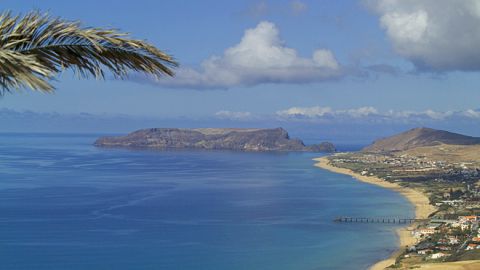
{"left": 0, "top": 134, "right": 413, "bottom": 270}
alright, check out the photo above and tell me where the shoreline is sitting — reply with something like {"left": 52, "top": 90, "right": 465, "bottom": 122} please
{"left": 313, "top": 156, "right": 436, "bottom": 270}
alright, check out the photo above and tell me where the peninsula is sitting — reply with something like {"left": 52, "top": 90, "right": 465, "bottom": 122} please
{"left": 94, "top": 127, "right": 336, "bottom": 152}
{"left": 317, "top": 127, "right": 480, "bottom": 269}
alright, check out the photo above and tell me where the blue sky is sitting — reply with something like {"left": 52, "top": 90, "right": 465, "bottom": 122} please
{"left": 1, "top": 0, "right": 479, "bottom": 138}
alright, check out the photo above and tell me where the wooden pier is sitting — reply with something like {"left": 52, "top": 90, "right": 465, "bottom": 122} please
{"left": 334, "top": 217, "right": 427, "bottom": 224}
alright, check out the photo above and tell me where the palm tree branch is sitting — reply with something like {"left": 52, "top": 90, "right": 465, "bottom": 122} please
{"left": 0, "top": 50, "right": 55, "bottom": 92}
{"left": 0, "top": 11, "right": 177, "bottom": 92}
{"left": 27, "top": 43, "right": 177, "bottom": 76}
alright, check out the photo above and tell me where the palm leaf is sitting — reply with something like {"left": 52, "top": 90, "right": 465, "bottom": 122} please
{"left": 0, "top": 11, "right": 177, "bottom": 93}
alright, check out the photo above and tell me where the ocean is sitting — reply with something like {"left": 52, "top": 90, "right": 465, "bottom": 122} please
{"left": 0, "top": 134, "right": 413, "bottom": 270}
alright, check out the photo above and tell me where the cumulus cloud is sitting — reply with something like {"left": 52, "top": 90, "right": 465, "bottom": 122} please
{"left": 212, "top": 106, "right": 480, "bottom": 123}
{"left": 151, "top": 21, "right": 342, "bottom": 89}
{"left": 462, "top": 109, "right": 480, "bottom": 119}
{"left": 277, "top": 106, "right": 480, "bottom": 122}
{"left": 341, "top": 107, "right": 379, "bottom": 118}
{"left": 214, "top": 110, "right": 252, "bottom": 120}
{"left": 367, "top": 0, "right": 480, "bottom": 71}
{"left": 277, "top": 106, "right": 379, "bottom": 119}
{"left": 276, "top": 106, "right": 333, "bottom": 118}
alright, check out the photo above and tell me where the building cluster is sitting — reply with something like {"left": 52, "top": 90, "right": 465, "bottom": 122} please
{"left": 333, "top": 154, "right": 480, "bottom": 179}
{"left": 432, "top": 183, "right": 480, "bottom": 209}
{"left": 331, "top": 153, "right": 480, "bottom": 204}
{"left": 406, "top": 215, "right": 480, "bottom": 261}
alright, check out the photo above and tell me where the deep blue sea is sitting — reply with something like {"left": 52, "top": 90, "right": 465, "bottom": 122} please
{"left": 0, "top": 134, "right": 413, "bottom": 270}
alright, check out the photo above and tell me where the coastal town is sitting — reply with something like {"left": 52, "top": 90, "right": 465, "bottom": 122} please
{"left": 313, "top": 128, "right": 480, "bottom": 268}
{"left": 324, "top": 147, "right": 480, "bottom": 267}
{"left": 403, "top": 215, "right": 480, "bottom": 264}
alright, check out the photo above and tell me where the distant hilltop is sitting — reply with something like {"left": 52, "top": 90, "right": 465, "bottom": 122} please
{"left": 94, "top": 127, "right": 336, "bottom": 153}
{"left": 363, "top": 127, "right": 480, "bottom": 152}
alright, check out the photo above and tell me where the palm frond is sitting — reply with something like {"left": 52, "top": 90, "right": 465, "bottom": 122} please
{"left": 0, "top": 11, "right": 177, "bottom": 93}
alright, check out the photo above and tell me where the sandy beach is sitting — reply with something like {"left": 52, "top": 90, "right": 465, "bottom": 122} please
{"left": 313, "top": 156, "right": 436, "bottom": 270}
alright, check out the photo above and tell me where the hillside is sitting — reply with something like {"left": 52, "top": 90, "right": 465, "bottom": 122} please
{"left": 363, "top": 127, "right": 480, "bottom": 152}
{"left": 94, "top": 127, "right": 336, "bottom": 152}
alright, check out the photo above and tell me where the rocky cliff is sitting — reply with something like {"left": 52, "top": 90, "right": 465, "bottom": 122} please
{"left": 94, "top": 127, "right": 336, "bottom": 152}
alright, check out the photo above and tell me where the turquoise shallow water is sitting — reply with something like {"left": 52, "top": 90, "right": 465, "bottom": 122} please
{"left": 0, "top": 134, "right": 413, "bottom": 270}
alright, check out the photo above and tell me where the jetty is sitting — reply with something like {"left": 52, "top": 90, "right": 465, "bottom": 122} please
{"left": 334, "top": 217, "right": 428, "bottom": 224}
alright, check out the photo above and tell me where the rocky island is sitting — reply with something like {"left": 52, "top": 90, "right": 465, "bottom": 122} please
{"left": 94, "top": 127, "right": 336, "bottom": 152}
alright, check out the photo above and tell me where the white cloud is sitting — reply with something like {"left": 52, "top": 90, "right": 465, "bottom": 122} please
{"left": 277, "top": 106, "right": 480, "bottom": 122}
{"left": 277, "top": 106, "right": 379, "bottom": 119}
{"left": 153, "top": 21, "right": 342, "bottom": 89}
{"left": 462, "top": 109, "right": 480, "bottom": 119}
{"left": 277, "top": 106, "right": 333, "bottom": 118}
{"left": 214, "top": 110, "right": 252, "bottom": 120}
{"left": 342, "top": 106, "right": 379, "bottom": 118}
{"left": 382, "top": 109, "right": 452, "bottom": 120}
{"left": 423, "top": 110, "right": 453, "bottom": 120}
{"left": 313, "top": 50, "right": 340, "bottom": 70}
{"left": 367, "top": 0, "right": 480, "bottom": 71}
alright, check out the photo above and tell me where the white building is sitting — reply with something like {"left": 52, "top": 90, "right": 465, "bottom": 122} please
{"left": 430, "top": 253, "right": 447, "bottom": 259}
